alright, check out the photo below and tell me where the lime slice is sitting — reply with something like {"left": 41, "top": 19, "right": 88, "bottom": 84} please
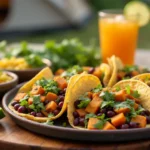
{"left": 124, "top": 1, "right": 150, "bottom": 26}
{"left": 0, "top": 107, "right": 5, "bottom": 119}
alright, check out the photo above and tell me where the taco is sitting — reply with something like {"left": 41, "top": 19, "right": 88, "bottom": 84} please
{"left": 9, "top": 67, "right": 80, "bottom": 122}
{"left": 68, "top": 77, "right": 150, "bottom": 130}
{"left": 107, "top": 56, "right": 150, "bottom": 87}
{"left": 55, "top": 64, "right": 111, "bottom": 87}
{"left": 132, "top": 73, "right": 150, "bottom": 87}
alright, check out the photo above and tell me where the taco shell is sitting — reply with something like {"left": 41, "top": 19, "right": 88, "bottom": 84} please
{"left": 132, "top": 73, "right": 150, "bottom": 86}
{"left": 67, "top": 74, "right": 101, "bottom": 129}
{"left": 113, "top": 79, "right": 150, "bottom": 111}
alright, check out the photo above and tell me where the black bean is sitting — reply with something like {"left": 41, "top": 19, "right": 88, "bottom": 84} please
{"left": 11, "top": 101, "right": 18, "bottom": 106}
{"left": 120, "top": 124, "right": 129, "bottom": 129}
{"left": 53, "top": 109, "right": 60, "bottom": 116}
{"left": 100, "top": 108, "right": 107, "bottom": 114}
{"left": 97, "top": 112, "right": 104, "bottom": 116}
{"left": 30, "top": 111, "right": 36, "bottom": 116}
{"left": 106, "top": 111, "right": 116, "bottom": 118}
{"left": 73, "top": 118, "right": 79, "bottom": 126}
{"left": 146, "top": 116, "right": 150, "bottom": 124}
{"left": 36, "top": 112, "right": 43, "bottom": 117}
{"left": 18, "top": 106, "right": 26, "bottom": 113}
{"left": 140, "top": 111, "right": 146, "bottom": 116}
{"left": 63, "top": 88, "right": 67, "bottom": 93}
{"left": 58, "top": 101, "right": 64, "bottom": 109}
{"left": 14, "top": 104, "right": 20, "bottom": 111}
{"left": 74, "top": 100, "right": 81, "bottom": 109}
{"left": 44, "top": 100, "right": 50, "bottom": 105}
{"left": 58, "top": 95, "right": 64, "bottom": 101}
{"left": 144, "top": 110, "right": 150, "bottom": 116}
{"left": 88, "top": 68, "right": 95, "bottom": 74}
{"left": 59, "top": 90, "right": 65, "bottom": 95}
{"left": 73, "top": 111, "right": 79, "bottom": 118}
{"left": 129, "top": 122, "right": 139, "bottom": 128}
{"left": 79, "top": 117, "right": 85, "bottom": 126}
{"left": 106, "top": 107, "right": 113, "bottom": 111}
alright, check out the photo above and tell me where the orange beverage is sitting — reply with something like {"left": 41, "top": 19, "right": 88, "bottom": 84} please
{"left": 99, "top": 10, "right": 139, "bottom": 65}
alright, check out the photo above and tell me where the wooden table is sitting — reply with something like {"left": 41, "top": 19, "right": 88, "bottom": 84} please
{"left": 1, "top": 50, "right": 150, "bottom": 150}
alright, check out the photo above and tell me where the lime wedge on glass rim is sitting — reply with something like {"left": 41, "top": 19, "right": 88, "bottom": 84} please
{"left": 124, "top": 1, "right": 150, "bottom": 26}
{"left": 0, "top": 107, "right": 5, "bottom": 119}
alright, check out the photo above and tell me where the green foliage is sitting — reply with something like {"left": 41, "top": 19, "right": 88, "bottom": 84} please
{"left": 92, "top": 85, "right": 102, "bottom": 93}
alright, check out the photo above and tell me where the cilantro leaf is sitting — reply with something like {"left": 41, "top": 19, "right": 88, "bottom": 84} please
{"left": 101, "top": 101, "right": 115, "bottom": 109}
{"left": 20, "top": 99, "right": 28, "bottom": 107}
{"left": 78, "top": 99, "right": 90, "bottom": 109}
{"left": 45, "top": 120, "right": 54, "bottom": 125}
{"left": 122, "top": 65, "right": 138, "bottom": 74}
{"left": 92, "top": 85, "right": 102, "bottom": 93}
{"left": 131, "top": 90, "right": 140, "bottom": 98}
{"left": 62, "top": 122, "right": 67, "bottom": 127}
{"left": 100, "top": 91, "right": 115, "bottom": 101}
{"left": 33, "top": 95, "right": 41, "bottom": 104}
{"left": 84, "top": 113, "right": 97, "bottom": 127}
{"left": 114, "top": 99, "right": 134, "bottom": 110}
{"left": 125, "top": 85, "right": 131, "bottom": 94}
{"left": 115, "top": 86, "right": 121, "bottom": 91}
{"left": 36, "top": 78, "right": 60, "bottom": 94}
{"left": 94, "top": 120, "right": 106, "bottom": 129}
{"left": 48, "top": 113, "right": 54, "bottom": 118}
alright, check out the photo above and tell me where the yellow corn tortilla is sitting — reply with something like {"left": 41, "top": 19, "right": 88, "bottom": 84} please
{"left": 99, "top": 63, "right": 111, "bottom": 87}
{"left": 132, "top": 73, "right": 150, "bottom": 86}
{"left": 9, "top": 68, "right": 82, "bottom": 122}
{"left": 113, "top": 79, "right": 150, "bottom": 111}
{"left": 67, "top": 74, "right": 101, "bottom": 129}
{"left": 19, "top": 67, "right": 54, "bottom": 93}
{"left": 107, "top": 56, "right": 124, "bottom": 87}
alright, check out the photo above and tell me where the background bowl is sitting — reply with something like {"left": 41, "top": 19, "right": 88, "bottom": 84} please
{"left": 0, "top": 71, "right": 18, "bottom": 96}
{"left": 5, "top": 58, "right": 51, "bottom": 83}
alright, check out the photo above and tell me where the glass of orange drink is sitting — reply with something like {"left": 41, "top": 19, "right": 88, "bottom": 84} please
{"left": 99, "top": 10, "right": 139, "bottom": 65}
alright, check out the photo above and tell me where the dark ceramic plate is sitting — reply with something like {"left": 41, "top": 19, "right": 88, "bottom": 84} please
{"left": 2, "top": 84, "right": 150, "bottom": 142}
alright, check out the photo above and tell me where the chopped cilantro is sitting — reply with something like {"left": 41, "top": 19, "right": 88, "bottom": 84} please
{"left": 114, "top": 99, "right": 134, "bottom": 110}
{"left": 78, "top": 99, "right": 90, "bottom": 109}
{"left": 48, "top": 113, "right": 54, "bottom": 118}
{"left": 45, "top": 120, "right": 54, "bottom": 125}
{"left": 131, "top": 90, "right": 140, "bottom": 98}
{"left": 20, "top": 99, "right": 28, "bottom": 107}
{"left": 100, "top": 91, "right": 115, "bottom": 101}
{"left": 144, "top": 76, "right": 150, "bottom": 83}
{"left": 94, "top": 120, "right": 106, "bottom": 129}
{"left": 28, "top": 104, "right": 35, "bottom": 110}
{"left": 125, "top": 85, "right": 131, "bottom": 94}
{"left": 61, "top": 65, "right": 83, "bottom": 79}
{"left": 122, "top": 65, "right": 138, "bottom": 74}
{"left": 36, "top": 78, "right": 60, "bottom": 94}
{"left": 116, "top": 86, "right": 121, "bottom": 91}
{"left": 101, "top": 101, "right": 115, "bottom": 109}
{"left": 33, "top": 95, "right": 41, "bottom": 104}
{"left": 92, "top": 85, "right": 102, "bottom": 93}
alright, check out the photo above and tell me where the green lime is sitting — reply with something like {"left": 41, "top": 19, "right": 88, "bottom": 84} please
{"left": 0, "top": 107, "right": 5, "bottom": 119}
{"left": 124, "top": 1, "right": 150, "bottom": 26}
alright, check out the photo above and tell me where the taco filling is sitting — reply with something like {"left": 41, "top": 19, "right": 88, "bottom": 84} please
{"left": 10, "top": 77, "right": 67, "bottom": 118}
{"left": 72, "top": 85, "right": 150, "bottom": 130}
{"left": 117, "top": 65, "right": 150, "bottom": 82}
{"left": 55, "top": 65, "right": 110, "bottom": 87}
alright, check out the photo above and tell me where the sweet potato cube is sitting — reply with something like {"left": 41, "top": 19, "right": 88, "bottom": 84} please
{"left": 85, "top": 96, "right": 103, "bottom": 114}
{"left": 126, "top": 95, "right": 140, "bottom": 104}
{"left": 114, "top": 90, "right": 127, "bottom": 102}
{"left": 28, "top": 97, "right": 33, "bottom": 105}
{"left": 134, "top": 103, "right": 139, "bottom": 110}
{"left": 54, "top": 76, "right": 67, "bottom": 90}
{"left": 117, "top": 71, "right": 126, "bottom": 80}
{"left": 55, "top": 69, "right": 65, "bottom": 76}
{"left": 92, "top": 67, "right": 102, "bottom": 78}
{"left": 92, "top": 92, "right": 100, "bottom": 98}
{"left": 111, "top": 113, "right": 126, "bottom": 127}
{"left": 131, "top": 115, "right": 146, "bottom": 128}
{"left": 114, "top": 107, "right": 130, "bottom": 114}
{"left": 131, "top": 71, "right": 139, "bottom": 77}
{"left": 30, "top": 86, "right": 45, "bottom": 95}
{"left": 40, "top": 96, "right": 46, "bottom": 102}
{"left": 46, "top": 101, "right": 57, "bottom": 112}
{"left": 87, "top": 118, "right": 99, "bottom": 130}
{"left": 103, "top": 121, "right": 116, "bottom": 130}
{"left": 87, "top": 92, "right": 93, "bottom": 99}
{"left": 76, "top": 109, "right": 87, "bottom": 117}
{"left": 46, "top": 92, "right": 58, "bottom": 101}
{"left": 14, "top": 93, "right": 26, "bottom": 102}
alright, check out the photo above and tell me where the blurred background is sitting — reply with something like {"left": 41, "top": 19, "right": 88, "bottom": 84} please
{"left": 0, "top": 0, "right": 149, "bottom": 49}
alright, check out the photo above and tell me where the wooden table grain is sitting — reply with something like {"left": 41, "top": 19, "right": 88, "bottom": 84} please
{"left": 1, "top": 50, "right": 150, "bottom": 150}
